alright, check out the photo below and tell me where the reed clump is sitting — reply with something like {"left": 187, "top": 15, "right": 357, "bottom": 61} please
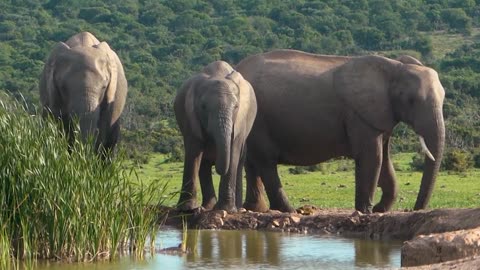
{"left": 0, "top": 97, "right": 164, "bottom": 267}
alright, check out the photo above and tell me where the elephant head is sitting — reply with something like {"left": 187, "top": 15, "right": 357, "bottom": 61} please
{"left": 185, "top": 62, "right": 245, "bottom": 175}
{"left": 39, "top": 32, "right": 127, "bottom": 153}
{"left": 334, "top": 55, "right": 445, "bottom": 210}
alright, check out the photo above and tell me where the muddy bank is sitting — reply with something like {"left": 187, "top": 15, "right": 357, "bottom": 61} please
{"left": 162, "top": 207, "right": 480, "bottom": 238}
{"left": 160, "top": 206, "right": 480, "bottom": 268}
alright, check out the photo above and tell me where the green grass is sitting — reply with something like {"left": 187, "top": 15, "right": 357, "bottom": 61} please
{"left": 0, "top": 98, "right": 165, "bottom": 267}
{"left": 134, "top": 152, "right": 480, "bottom": 211}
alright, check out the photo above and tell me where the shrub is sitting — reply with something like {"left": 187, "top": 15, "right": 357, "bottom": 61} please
{"left": 472, "top": 148, "right": 480, "bottom": 168}
{"left": 410, "top": 152, "right": 425, "bottom": 171}
{"left": 289, "top": 166, "right": 308, "bottom": 174}
{"left": 442, "top": 148, "right": 473, "bottom": 172}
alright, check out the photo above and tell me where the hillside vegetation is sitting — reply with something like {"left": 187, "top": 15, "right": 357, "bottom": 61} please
{"left": 1, "top": 0, "right": 480, "bottom": 161}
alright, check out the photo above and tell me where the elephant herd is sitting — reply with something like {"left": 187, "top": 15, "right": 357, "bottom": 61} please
{"left": 40, "top": 32, "right": 446, "bottom": 214}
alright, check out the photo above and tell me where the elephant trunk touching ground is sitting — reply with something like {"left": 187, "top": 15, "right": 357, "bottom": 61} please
{"left": 414, "top": 107, "right": 445, "bottom": 210}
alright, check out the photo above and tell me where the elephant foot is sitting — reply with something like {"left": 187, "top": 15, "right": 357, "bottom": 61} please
{"left": 213, "top": 202, "right": 237, "bottom": 214}
{"left": 355, "top": 204, "right": 373, "bottom": 214}
{"left": 268, "top": 190, "right": 296, "bottom": 213}
{"left": 202, "top": 197, "right": 217, "bottom": 211}
{"left": 243, "top": 199, "right": 269, "bottom": 212}
{"left": 270, "top": 202, "right": 296, "bottom": 213}
{"left": 372, "top": 202, "right": 390, "bottom": 213}
{"left": 177, "top": 199, "right": 199, "bottom": 212}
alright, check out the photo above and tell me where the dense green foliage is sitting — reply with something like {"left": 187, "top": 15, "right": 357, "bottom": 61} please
{"left": 1, "top": 0, "right": 480, "bottom": 159}
{"left": 0, "top": 97, "right": 164, "bottom": 265}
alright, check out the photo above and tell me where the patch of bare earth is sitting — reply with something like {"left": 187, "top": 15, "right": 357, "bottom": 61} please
{"left": 160, "top": 206, "right": 480, "bottom": 268}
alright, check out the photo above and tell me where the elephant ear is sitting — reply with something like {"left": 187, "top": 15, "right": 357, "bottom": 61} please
{"left": 334, "top": 56, "right": 397, "bottom": 132}
{"left": 95, "top": 42, "right": 118, "bottom": 105}
{"left": 40, "top": 42, "right": 70, "bottom": 112}
{"left": 226, "top": 70, "right": 256, "bottom": 138}
{"left": 183, "top": 75, "right": 207, "bottom": 140}
{"left": 396, "top": 55, "right": 423, "bottom": 66}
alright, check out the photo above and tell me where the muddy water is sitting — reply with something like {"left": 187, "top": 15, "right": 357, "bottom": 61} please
{"left": 35, "top": 229, "right": 402, "bottom": 270}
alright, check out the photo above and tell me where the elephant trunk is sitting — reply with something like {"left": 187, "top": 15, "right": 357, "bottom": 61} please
{"left": 213, "top": 111, "right": 233, "bottom": 176}
{"left": 73, "top": 93, "right": 101, "bottom": 146}
{"left": 414, "top": 108, "right": 445, "bottom": 210}
{"left": 78, "top": 110, "right": 100, "bottom": 143}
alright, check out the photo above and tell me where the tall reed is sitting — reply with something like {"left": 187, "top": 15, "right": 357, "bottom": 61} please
{"left": 0, "top": 97, "right": 165, "bottom": 265}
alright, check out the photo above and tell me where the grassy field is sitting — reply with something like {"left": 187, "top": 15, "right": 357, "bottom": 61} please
{"left": 133, "top": 152, "right": 480, "bottom": 211}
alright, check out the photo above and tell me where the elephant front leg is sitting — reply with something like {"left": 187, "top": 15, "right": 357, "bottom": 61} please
{"left": 233, "top": 144, "right": 248, "bottom": 209}
{"left": 243, "top": 158, "right": 269, "bottom": 212}
{"left": 177, "top": 141, "right": 203, "bottom": 211}
{"left": 373, "top": 137, "right": 398, "bottom": 213}
{"left": 199, "top": 159, "right": 217, "bottom": 210}
{"left": 353, "top": 136, "right": 383, "bottom": 214}
{"left": 214, "top": 141, "right": 243, "bottom": 213}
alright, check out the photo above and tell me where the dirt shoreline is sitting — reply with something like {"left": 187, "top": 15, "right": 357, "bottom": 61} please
{"left": 160, "top": 206, "right": 480, "bottom": 268}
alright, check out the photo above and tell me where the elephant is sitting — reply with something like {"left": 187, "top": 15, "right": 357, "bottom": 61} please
{"left": 174, "top": 61, "right": 257, "bottom": 212}
{"left": 235, "top": 49, "right": 445, "bottom": 214}
{"left": 39, "top": 32, "right": 127, "bottom": 154}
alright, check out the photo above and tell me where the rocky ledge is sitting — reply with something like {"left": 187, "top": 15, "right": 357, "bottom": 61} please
{"left": 160, "top": 206, "right": 480, "bottom": 268}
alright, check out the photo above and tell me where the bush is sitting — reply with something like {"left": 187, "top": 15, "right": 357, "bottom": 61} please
{"left": 410, "top": 152, "right": 425, "bottom": 171}
{"left": 289, "top": 166, "right": 308, "bottom": 175}
{"left": 442, "top": 148, "right": 473, "bottom": 172}
{"left": 0, "top": 100, "right": 165, "bottom": 265}
{"left": 473, "top": 149, "right": 480, "bottom": 168}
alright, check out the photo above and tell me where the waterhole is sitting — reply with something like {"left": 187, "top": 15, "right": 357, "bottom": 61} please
{"left": 35, "top": 229, "right": 402, "bottom": 269}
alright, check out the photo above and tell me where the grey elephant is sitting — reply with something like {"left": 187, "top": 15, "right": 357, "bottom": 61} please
{"left": 175, "top": 61, "right": 257, "bottom": 212}
{"left": 39, "top": 32, "right": 127, "bottom": 154}
{"left": 236, "top": 49, "right": 445, "bottom": 214}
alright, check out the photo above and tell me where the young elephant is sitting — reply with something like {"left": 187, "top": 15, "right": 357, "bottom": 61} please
{"left": 175, "top": 61, "right": 257, "bottom": 212}
{"left": 39, "top": 32, "right": 127, "bottom": 155}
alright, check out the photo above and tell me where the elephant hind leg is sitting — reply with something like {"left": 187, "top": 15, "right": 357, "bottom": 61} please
{"left": 243, "top": 159, "right": 269, "bottom": 212}
{"left": 261, "top": 165, "right": 295, "bottom": 213}
{"left": 373, "top": 138, "right": 398, "bottom": 213}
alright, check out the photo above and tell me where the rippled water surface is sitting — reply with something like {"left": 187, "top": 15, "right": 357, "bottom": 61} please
{"left": 36, "top": 229, "right": 402, "bottom": 270}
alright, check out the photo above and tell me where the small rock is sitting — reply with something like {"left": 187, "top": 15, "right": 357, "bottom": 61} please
{"left": 350, "top": 210, "right": 364, "bottom": 217}
{"left": 239, "top": 208, "right": 247, "bottom": 213}
{"left": 219, "top": 210, "right": 228, "bottom": 218}
{"left": 272, "top": 219, "right": 280, "bottom": 227}
{"left": 290, "top": 216, "right": 301, "bottom": 224}
{"left": 280, "top": 217, "right": 290, "bottom": 228}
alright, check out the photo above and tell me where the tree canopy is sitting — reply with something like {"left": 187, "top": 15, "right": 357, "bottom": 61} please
{"left": 1, "top": 0, "right": 480, "bottom": 160}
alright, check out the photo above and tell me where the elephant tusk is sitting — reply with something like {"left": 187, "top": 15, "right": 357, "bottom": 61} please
{"left": 419, "top": 136, "right": 435, "bottom": 162}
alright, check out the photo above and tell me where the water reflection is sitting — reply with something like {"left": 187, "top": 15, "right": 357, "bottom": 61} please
{"left": 353, "top": 237, "right": 401, "bottom": 268}
{"left": 33, "top": 230, "right": 402, "bottom": 269}
{"left": 167, "top": 229, "right": 402, "bottom": 269}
